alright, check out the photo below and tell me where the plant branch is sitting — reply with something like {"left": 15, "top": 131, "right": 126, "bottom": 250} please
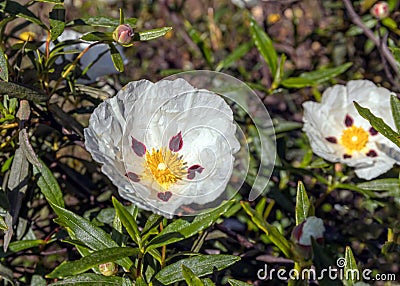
{"left": 343, "top": 0, "right": 399, "bottom": 78}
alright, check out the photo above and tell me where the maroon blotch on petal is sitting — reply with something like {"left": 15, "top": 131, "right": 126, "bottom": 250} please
{"left": 369, "top": 127, "right": 378, "bottom": 136}
{"left": 169, "top": 131, "right": 183, "bottom": 152}
{"left": 187, "top": 164, "right": 204, "bottom": 180}
{"left": 366, "top": 150, "right": 378, "bottom": 157}
{"left": 344, "top": 115, "right": 354, "bottom": 127}
{"left": 131, "top": 137, "right": 146, "bottom": 157}
{"left": 157, "top": 191, "right": 172, "bottom": 202}
{"left": 325, "top": 136, "right": 338, "bottom": 144}
{"left": 126, "top": 172, "right": 140, "bottom": 182}
{"left": 343, "top": 154, "right": 352, "bottom": 159}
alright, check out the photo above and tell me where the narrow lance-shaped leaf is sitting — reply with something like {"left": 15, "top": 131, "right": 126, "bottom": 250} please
{"left": 135, "top": 27, "right": 172, "bottom": 41}
{"left": 112, "top": 197, "right": 141, "bottom": 247}
{"left": 182, "top": 264, "right": 205, "bottom": 286}
{"left": 295, "top": 181, "right": 310, "bottom": 225}
{"left": 343, "top": 246, "right": 359, "bottom": 286}
{"left": 48, "top": 273, "right": 132, "bottom": 286}
{"left": 249, "top": 17, "right": 278, "bottom": 77}
{"left": 146, "top": 200, "right": 234, "bottom": 251}
{"left": 390, "top": 94, "right": 400, "bottom": 133}
{"left": 50, "top": 203, "right": 133, "bottom": 271}
{"left": 299, "top": 62, "right": 353, "bottom": 83}
{"left": 228, "top": 279, "right": 252, "bottom": 286}
{"left": 68, "top": 16, "right": 137, "bottom": 28}
{"left": 354, "top": 101, "right": 400, "bottom": 148}
{"left": 1, "top": 1, "right": 47, "bottom": 29}
{"left": 0, "top": 82, "right": 49, "bottom": 103}
{"left": 108, "top": 43, "right": 124, "bottom": 72}
{"left": 216, "top": 41, "right": 253, "bottom": 72}
{"left": 281, "top": 77, "right": 315, "bottom": 88}
{"left": 49, "top": 4, "right": 65, "bottom": 40}
{"left": 241, "top": 201, "right": 292, "bottom": 258}
{"left": 0, "top": 47, "right": 8, "bottom": 81}
{"left": 155, "top": 255, "right": 240, "bottom": 285}
{"left": 47, "top": 247, "right": 139, "bottom": 279}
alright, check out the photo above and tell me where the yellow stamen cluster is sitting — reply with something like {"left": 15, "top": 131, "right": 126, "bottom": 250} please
{"left": 340, "top": 125, "right": 369, "bottom": 153}
{"left": 142, "top": 148, "right": 187, "bottom": 190}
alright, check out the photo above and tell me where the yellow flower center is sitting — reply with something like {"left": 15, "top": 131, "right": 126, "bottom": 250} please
{"left": 340, "top": 125, "right": 369, "bottom": 153}
{"left": 142, "top": 148, "right": 187, "bottom": 190}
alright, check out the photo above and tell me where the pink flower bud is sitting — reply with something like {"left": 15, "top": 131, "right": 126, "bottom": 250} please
{"left": 371, "top": 1, "right": 389, "bottom": 19}
{"left": 113, "top": 24, "right": 134, "bottom": 46}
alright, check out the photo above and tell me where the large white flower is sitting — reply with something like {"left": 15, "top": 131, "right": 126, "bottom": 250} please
{"left": 84, "top": 79, "right": 240, "bottom": 217}
{"left": 303, "top": 80, "right": 400, "bottom": 180}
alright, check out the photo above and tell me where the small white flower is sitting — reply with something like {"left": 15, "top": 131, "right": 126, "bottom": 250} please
{"left": 303, "top": 80, "right": 400, "bottom": 180}
{"left": 84, "top": 79, "right": 240, "bottom": 217}
{"left": 292, "top": 216, "right": 325, "bottom": 246}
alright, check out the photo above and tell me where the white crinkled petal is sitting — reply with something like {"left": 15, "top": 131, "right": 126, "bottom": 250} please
{"left": 303, "top": 80, "right": 400, "bottom": 179}
{"left": 299, "top": 216, "right": 325, "bottom": 246}
{"left": 86, "top": 79, "right": 239, "bottom": 217}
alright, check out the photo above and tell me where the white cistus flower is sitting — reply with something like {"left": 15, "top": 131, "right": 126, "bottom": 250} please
{"left": 84, "top": 79, "right": 240, "bottom": 217}
{"left": 291, "top": 216, "right": 325, "bottom": 246}
{"left": 303, "top": 80, "right": 400, "bottom": 180}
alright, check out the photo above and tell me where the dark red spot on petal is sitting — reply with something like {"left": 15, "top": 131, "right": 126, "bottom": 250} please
{"left": 126, "top": 172, "right": 140, "bottom": 182}
{"left": 187, "top": 164, "right": 204, "bottom": 180}
{"left": 157, "top": 191, "right": 172, "bottom": 202}
{"left": 344, "top": 115, "right": 354, "bottom": 127}
{"left": 366, "top": 150, "right": 378, "bottom": 157}
{"left": 169, "top": 131, "right": 183, "bottom": 152}
{"left": 369, "top": 127, "right": 378, "bottom": 136}
{"left": 131, "top": 137, "right": 146, "bottom": 157}
{"left": 343, "top": 154, "right": 352, "bottom": 159}
{"left": 325, "top": 136, "right": 337, "bottom": 144}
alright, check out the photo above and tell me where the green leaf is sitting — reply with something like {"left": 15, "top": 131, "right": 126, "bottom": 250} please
{"left": 357, "top": 178, "right": 400, "bottom": 192}
{"left": 142, "top": 213, "right": 163, "bottom": 237}
{"left": 47, "top": 247, "right": 139, "bottom": 279}
{"left": 1, "top": 1, "right": 47, "bottom": 29}
{"left": 182, "top": 264, "right": 205, "bottom": 286}
{"left": 33, "top": 159, "right": 64, "bottom": 208}
{"left": 80, "top": 31, "right": 113, "bottom": 42}
{"left": 354, "top": 101, "right": 400, "bottom": 148}
{"left": 311, "top": 239, "right": 341, "bottom": 286}
{"left": 0, "top": 47, "right": 8, "bottom": 81}
{"left": 51, "top": 204, "right": 133, "bottom": 271}
{"left": 215, "top": 41, "right": 253, "bottom": 72}
{"left": 112, "top": 198, "right": 141, "bottom": 246}
{"left": 0, "top": 216, "right": 7, "bottom": 230}
{"left": 135, "top": 27, "right": 172, "bottom": 41}
{"left": 146, "top": 200, "right": 234, "bottom": 251}
{"left": 8, "top": 239, "right": 45, "bottom": 252}
{"left": 249, "top": 17, "right": 278, "bottom": 76}
{"left": 241, "top": 202, "right": 292, "bottom": 258}
{"left": 299, "top": 62, "right": 352, "bottom": 83}
{"left": 228, "top": 279, "right": 252, "bottom": 286}
{"left": 295, "top": 181, "right": 310, "bottom": 225}
{"left": 49, "top": 4, "right": 65, "bottom": 40}
{"left": 281, "top": 77, "right": 315, "bottom": 88}
{"left": 108, "top": 44, "right": 124, "bottom": 72}
{"left": 34, "top": 0, "right": 63, "bottom": 3}
{"left": 202, "top": 278, "right": 216, "bottom": 286}
{"left": 382, "top": 17, "right": 398, "bottom": 30}
{"left": 391, "top": 94, "right": 400, "bottom": 133}
{"left": 0, "top": 263, "right": 14, "bottom": 286}
{"left": 343, "top": 246, "right": 359, "bottom": 286}
{"left": 0, "top": 82, "right": 49, "bottom": 103}
{"left": 48, "top": 273, "right": 131, "bottom": 286}
{"left": 69, "top": 16, "right": 137, "bottom": 28}
{"left": 155, "top": 255, "right": 240, "bottom": 285}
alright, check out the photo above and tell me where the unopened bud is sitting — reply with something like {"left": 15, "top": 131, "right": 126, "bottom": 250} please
{"left": 113, "top": 24, "right": 134, "bottom": 46}
{"left": 99, "top": 262, "right": 118, "bottom": 276}
{"left": 371, "top": 1, "right": 389, "bottom": 19}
